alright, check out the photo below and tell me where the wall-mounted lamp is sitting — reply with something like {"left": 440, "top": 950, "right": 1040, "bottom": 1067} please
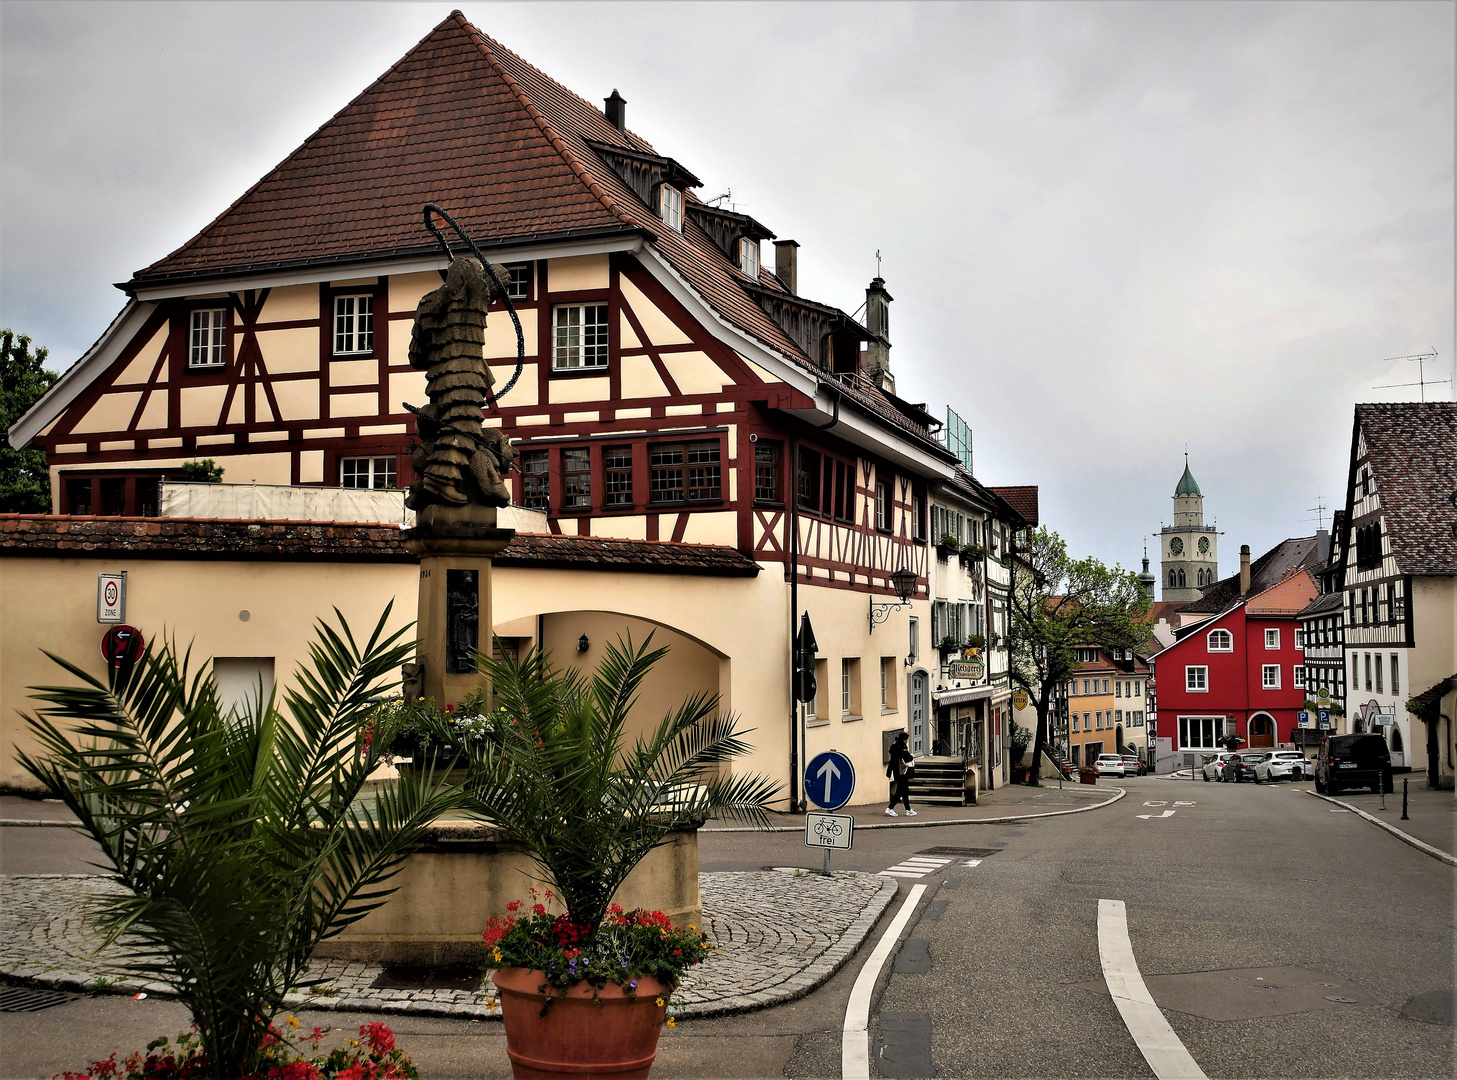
{"left": 869, "top": 566, "right": 918, "bottom": 634}
{"left": 577, "top": 634, "right": 590, "bottom": 653}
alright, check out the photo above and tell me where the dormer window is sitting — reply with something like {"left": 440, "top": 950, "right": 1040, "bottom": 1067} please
{"left": 659, "top": 185, "right": 683, "bottom": 232}
{"left": 739, "top": 238, "right": 760, "bottom": 279}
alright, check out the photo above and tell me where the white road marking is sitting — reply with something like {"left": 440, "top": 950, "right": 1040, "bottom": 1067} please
{"left": 843, "top": 883, "right": 927, "bottom": 1080}
{"left": 1142, "top": 800, "right": 1168, "bottom": 807}
{"left": 1173, "top": 801, "right": 1197, "bottom": 806}
{"left": 1098, "top": 899, "right": 1207, "bottom": 1080}
{"left": 962, "top": 859, "right": 982, "bottom": 867}
{"left": 879, "top": 856, "right": 952, "bottom": 878}
{"left": 1136, "top": 810, "right": 1176, "bottom": 819}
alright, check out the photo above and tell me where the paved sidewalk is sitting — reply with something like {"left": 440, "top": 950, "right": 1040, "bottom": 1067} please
{"left": 1310, "top": 780, "right": 1457, "bottom": 861}
{"left": 0, "top": 870, "right": 896, "bottom": 1021}
{"left": 706, "top": 777, "right": 1120, "bottom": 832}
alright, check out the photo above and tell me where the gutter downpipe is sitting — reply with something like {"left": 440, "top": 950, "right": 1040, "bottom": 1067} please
{"left": 789, "top": 378, "right": 841, "bottom": 813}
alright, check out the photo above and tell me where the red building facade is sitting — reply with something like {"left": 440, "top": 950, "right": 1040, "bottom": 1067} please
{"left": 1153, "top": 570, "right": 1316, "bottom": 765}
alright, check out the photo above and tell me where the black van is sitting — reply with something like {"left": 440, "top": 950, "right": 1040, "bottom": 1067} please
{"left": 1315, "top": 733, "right": 1393, "bottom": 795}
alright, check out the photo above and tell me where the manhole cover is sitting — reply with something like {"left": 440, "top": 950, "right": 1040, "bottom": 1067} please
{"left": 917, "top": 846, "right": 1000, "bottom": 858}
{"left": 0, "top": 986, "right": 78, "bottom": 1013}
{"left": 371, "top": 965, "right": 483, "bottom": 992}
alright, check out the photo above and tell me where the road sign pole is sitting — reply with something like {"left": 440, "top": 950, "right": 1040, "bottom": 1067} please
{"left": 823, "top": 846, "right": 830, "bottom": 876}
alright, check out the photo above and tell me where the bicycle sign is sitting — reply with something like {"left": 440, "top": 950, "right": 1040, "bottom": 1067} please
{"left": 804, "top": 811, "right": 853, "bottom": 850}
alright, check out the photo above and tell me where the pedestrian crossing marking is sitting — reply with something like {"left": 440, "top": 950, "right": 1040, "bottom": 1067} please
{"left": 963, "top": 859, "right": 982, "bottom": 867}
{"left": 879, "top": 855, "right": 955, "bottom": 879}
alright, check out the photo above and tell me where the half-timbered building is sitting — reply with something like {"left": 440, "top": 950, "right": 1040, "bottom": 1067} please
{"left": 1338, "top": 403, "right": 1456, "bottom": 786}
{"left": 6, "top": 11, "right": 1037, "bottom": 804}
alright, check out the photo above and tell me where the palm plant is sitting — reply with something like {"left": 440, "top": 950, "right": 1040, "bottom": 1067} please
{"left": 464, "top": 634, "right": 780, "bottom": 935}
{"left": 17, "top": 606, "right": 461, "bottom": 1076}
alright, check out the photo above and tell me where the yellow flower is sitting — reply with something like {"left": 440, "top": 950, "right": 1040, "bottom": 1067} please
{"left": 665, "top": 1016, "right": 676, "bottom": 1028}
{"left": 286, "top": 1016, "right": 300, "bottom": 1029}
{"left": 688, "top": 925, "right": 697, "bottom": 932}
{"left": 655, "top": 997, "right": 665, "bottom": 1008}
{"left": 492, "top": 947, "right": 503, "bottom": 964}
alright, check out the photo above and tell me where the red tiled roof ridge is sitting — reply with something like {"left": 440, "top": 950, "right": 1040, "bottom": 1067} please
{"left": 462, "top": 18, "right": 638, "bottom": 232}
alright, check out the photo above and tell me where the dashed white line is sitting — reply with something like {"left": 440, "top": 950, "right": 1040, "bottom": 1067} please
{"left": 842, "top": 883, "right": 927, "bottom": 1080}
{"left": 1098, "top": 899, "right": 1207, "bottom": 1080}
{"left": 878, "top": 855, "right": 953, "bottom": 878}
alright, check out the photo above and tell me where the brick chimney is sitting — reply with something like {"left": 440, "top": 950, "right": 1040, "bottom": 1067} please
{"left": 1239, "top": 544, "right": 1251, "bottom": 595}
{"left": 865, "top": 277, "right": 892, "bottom": 389}
{"left": 604, "top": 89, "right": 626, "bottom": 131}
{"left": 774, "top": 240, "right": 799, "bottom": 295}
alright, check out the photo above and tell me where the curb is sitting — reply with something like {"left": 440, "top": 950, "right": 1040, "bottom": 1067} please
{"left": 0, "top": 819, "right": 78, "bottom": 828}
{"left": 1305, "top": 789, "right": 1457, "bottom": 868}
{"left": 0, "top": 872, "right": 902, "bottom": 1023}
{"left": 704, "top": 787, "right": 1126, "bottom": 833}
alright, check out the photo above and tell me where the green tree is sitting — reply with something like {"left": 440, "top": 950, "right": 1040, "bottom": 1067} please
{"left": 18, "top": 606, "right": 460, "bottom": 1075}
{"left": 1007, "top": 527, "right": 1150, "bottom": 782}
{"left": 1, "top": 329, "right": 58, "bottom": 513}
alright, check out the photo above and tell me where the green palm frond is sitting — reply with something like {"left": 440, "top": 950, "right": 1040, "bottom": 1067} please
{"left": 16, "top": 605, "right": 457, "bottom": 1074}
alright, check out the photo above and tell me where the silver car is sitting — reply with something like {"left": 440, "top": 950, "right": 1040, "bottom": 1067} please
{"left": 1201, "top": 752, "right": 1236, "bottom": 781}
{"left": 1254, "top": 750, "right": 1311, "bottom": 782}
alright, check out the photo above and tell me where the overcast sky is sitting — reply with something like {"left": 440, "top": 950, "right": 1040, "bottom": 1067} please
{"left": 2, "top": 1, "right": 1452, "bottom": 582}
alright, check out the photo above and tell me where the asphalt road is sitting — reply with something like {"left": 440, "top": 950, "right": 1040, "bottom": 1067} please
{"left": 2, "top": 777, "right": 1453, "bottom": 1078}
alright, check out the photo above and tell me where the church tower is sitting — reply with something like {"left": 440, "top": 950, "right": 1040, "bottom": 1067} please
{"left": 1160, "top": 456, "right": 1218, "bottom": 602}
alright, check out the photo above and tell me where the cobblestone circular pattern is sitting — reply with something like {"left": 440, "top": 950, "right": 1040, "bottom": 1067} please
{"left": 0, "top": 871, "right": 897, "bottom": 1020}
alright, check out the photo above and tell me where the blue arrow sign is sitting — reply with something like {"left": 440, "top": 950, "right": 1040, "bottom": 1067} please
{"left": 805, "top": 750, "right": 856, "bottom": 811}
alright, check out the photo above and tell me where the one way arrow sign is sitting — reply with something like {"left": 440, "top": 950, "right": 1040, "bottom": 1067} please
{"left": 804, "top": 750, "right": 855, "bottom": 811}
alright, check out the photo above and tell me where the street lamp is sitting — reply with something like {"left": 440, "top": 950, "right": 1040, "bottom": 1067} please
{"left": 869, "top": 566, "right": 918, "bottom": 633}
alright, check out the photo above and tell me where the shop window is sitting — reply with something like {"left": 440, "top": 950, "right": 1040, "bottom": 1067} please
{"left": 604, "top": 445, "right": 633, "bottom": 507}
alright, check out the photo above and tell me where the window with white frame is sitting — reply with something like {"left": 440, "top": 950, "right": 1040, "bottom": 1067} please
{"left": 1186, "top": 666, "right": 1208, "bottom": 692}
{"left": 1265, "top": 628, "right": 1280, "bottom": 650}
{"left": 340, "top": 456, "right": 395, "bottom": 490}
{"left": 1293, "top": 667, "right": 1304, "bottom": 689}
{"left": 875, "top": 477, "right": 891, "bottom": 531}
{"left": 1262, "top": 664, "right": 1280, "bottom": 689}
{"left": 333, "top": 295, "right": 373, "bottom": 355}
{"left": 188, "top": 308, "right": 228, "bottom": 368}
{"left": 1115, "top": 709, "right": 1123, "bottom": 724}
{"left": 1071, "top": 714, "right": 1079, "bottom": 732}
{"left": 739, "top": 238, "right": 759, "bottom": 278}
{"left": 659, "top": 185, "right": 683, "bottom": 232}
{"left": 1179, "top": 715, "right": 1222, "bottom": 749}
{"left": 841, "top": 658, "right": 860, "bottom": 715}
{"left": 553, "top": 304, "right": 609, "bottom": 370}
{"left": 1207, "top": 629, "right": 1232, "bottom": 652}
{"left": 1391, "top": 653, "right": 1400, "bottom": 694}
{"left": 505, "top": 263, "right": 531, "bottom": 300}
{"left": 1294, "top": 629, "right": 1305, "bottom": 649}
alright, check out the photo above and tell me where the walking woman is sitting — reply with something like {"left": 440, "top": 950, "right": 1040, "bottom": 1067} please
{"left": 886, "top": 730, "right": 916, "bottom": 817}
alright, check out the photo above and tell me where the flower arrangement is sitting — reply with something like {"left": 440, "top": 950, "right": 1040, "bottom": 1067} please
{"left": 483, "top": 890, "right": 711, "bottom": 1006}
{"left": 55, "top": 1020, "right": 418, "bottom": 1080}
{"left": 369, "top": 688, "right": 507, "bottom": 762}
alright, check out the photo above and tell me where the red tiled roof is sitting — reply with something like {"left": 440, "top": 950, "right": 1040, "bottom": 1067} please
{"left": 1355, "top": 402, "right": 1457, "bottom": 576}
{"left": 988, "top": 485, "right": 1038, "bottom": 526}
{"left": 124, "top": 12, "right": 946, "bottom": 455}
{"left": 0, "top": 515, "right": 759, "bottom": 576}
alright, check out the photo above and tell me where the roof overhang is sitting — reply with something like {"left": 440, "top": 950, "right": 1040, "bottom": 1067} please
{"left": 8, "top": 300, "right": 155, "bottom": 450}
{"left": 122, "top": 225, "right": 648, "bottom": 301}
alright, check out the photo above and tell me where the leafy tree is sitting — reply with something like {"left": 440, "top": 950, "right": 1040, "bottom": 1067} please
{"left": 1, "top": 329, "right": 58, "bottom": 513}
{"left": 180, "top": 458, "right": 226, "bottom": 483}
{"left": 463, "top": 634, "right": 780, "bottom": 933}
{"left": 1007, "top": 527, "right": 1150, "bottom": 782}
{"left": 18, "top": 606, "right": 460, "bottom": 1075}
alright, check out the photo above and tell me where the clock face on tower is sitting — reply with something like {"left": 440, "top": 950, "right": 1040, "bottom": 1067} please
{"left": 1170, "top": 537, "right": 1184, "bottom": 555}
{"left": 1198, "top": 536, "right": 1209, "bottom": 554}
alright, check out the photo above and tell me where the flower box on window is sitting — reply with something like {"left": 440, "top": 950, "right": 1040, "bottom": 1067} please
{"left": 936, "top": 534, "right": 960, "bottom": 561}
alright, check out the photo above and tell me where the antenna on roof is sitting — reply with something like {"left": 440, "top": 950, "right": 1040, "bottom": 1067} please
{"left": 1372, "top": 349, "right": 1450, "bottom": 402}
{"left": 705, "top": 188, "right": 732, "bottom": 208}
{"left": 875, "top": 249, "right": 883, "bottom": 278}
{"left": 1305, "top": 495, "right": 1328, "bottom": 531}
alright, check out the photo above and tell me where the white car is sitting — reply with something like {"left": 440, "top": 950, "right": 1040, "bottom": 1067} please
{"left": 1253, "top": 750, "right": 1311, "bottom": 783}
{"left": 1093, "top": 754, "right": 1126, "bottom": 778}
{"left": 1201, "top": 752, "right": 1236, "bottom": 781}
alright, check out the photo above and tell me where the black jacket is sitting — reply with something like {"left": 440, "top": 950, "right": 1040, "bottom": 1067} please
{"left": 886, "top": 743, "right": 913, "bottom": 779}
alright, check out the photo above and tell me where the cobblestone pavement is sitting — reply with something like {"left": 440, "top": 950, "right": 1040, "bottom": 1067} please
{"left": 0, "top": 870, "right": 896, "bottom": 1020}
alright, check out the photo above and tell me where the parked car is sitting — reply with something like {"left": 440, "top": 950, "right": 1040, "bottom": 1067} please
{"left": 1121, "top": 755, "right": 1148, "bottom": 776}
{"left": 1201, "top": 752, "right": 1236, "bottom": 782}
{"left": 1228, "top": 752, "right": 1267, "bottom": 783}
{"left": 1315, "top": 733, "right": 1393, "bottom": 795}
{"left": 1253, "top": 750, "right": 1312, "bottom": 783}
{"left": 1093, "top": 754, "right": 1126, "bottom": 778}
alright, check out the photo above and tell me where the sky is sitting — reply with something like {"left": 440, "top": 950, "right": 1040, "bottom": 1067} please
{"left": 2, "top": 1, "right": 1452, "bottom": 582}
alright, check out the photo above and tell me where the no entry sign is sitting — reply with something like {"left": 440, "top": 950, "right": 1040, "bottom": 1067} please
{"left": 101, "top": 625, "right": 144, "bottom": 668}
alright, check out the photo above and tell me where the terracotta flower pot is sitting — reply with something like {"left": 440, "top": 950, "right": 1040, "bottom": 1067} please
{"left": 493, "top": 967, "right": 670, "bottom": 1080}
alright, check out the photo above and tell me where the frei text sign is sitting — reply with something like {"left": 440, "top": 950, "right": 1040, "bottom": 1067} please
{"left": 804, "top": 812, "right": 853, "bottom": 850}
{"left": 97, "top": 572, "right": 127, "bottom": 624}
{"left": 804, "top": 750, "right": 855, "bottom": 811}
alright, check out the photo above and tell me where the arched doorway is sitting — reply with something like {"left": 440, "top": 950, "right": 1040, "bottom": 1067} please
{"left": 1115, "top": 724, "right": 1124, "bottom": 753}
{"left": 1248, "top": 713, "right": 1276, "bottom": 748}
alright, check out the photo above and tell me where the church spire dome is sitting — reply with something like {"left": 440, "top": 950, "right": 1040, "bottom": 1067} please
{"left": 1174, "top": 454, "right": 1201, "bottom": 497}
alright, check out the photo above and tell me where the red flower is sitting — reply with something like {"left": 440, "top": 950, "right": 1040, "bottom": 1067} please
{"left": 362, "top": 1022, "right": 396, "bottom": 1055}
{"left": 506, "top": 900, "right": 523, "bottom": 912}
{"left": 533, "top": 903, "right": 546, "bottom": 916}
